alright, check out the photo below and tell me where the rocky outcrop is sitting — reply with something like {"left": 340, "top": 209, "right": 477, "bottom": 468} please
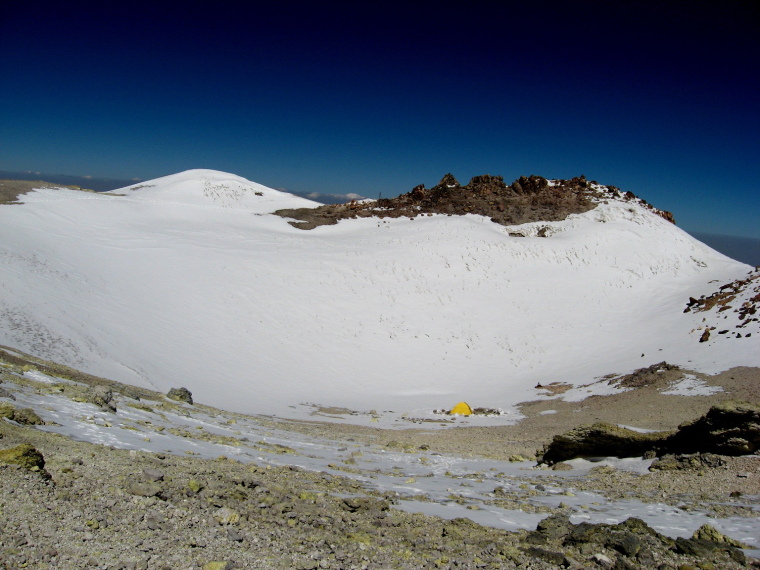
{"left": 687, "top": 269, "right": 760, "bottom": 343}
{"left": 539, "top": 401, "right": 760, "bottom": 464}
{"left": 526, "top": 514, "right": 747, "bottom": 568}
{"left": 613, "top": 361, "right": 679, "bottom": 388}
{"left": 665, "top": 401, "right": 760, "bottom": 455}
{"left": 649, "top": 452, "right": 726, "bottom": 471}
{"left": 0, "top": 403, "right": 44, "bottom": 425}
{"left": 278, "top": 172, "right": 678, "bottom": 231}
{"left": 276, "top": 173, "right": 613, "bottom": 229}
{"left": 538, "top": 422, "right": 669, "bottom": 465}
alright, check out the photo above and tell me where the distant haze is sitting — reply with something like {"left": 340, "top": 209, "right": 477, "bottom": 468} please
{"left": 689, "top": 232, "right": 760, "bottom": 267}
{"left": 0, "top": 171, "right": 137, "bottom": 193}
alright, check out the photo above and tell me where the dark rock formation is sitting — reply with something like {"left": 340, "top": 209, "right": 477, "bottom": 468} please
{"left": 539, "top": 401, "right": 760, "bottom": 464}
{"left": 649, "top": 452, "right": 726, "bottom": 471}
{"left": 0, "top": 403, "right": 44, "bottom": 425}
{"left": 526, "top": 515, "right": 747, "bottom": 568}
{"left": 88, "top": 385, "right": 116, "bottom": 413}
{"left": 167, "top": 387, "right": 193, "bottom": 405}
{"left": 664, "top": 401, "right": 760, "bottom": 455}
{"left": 277, "top": 173, "right": 607, "bottom": 229}
{"left": 613, "top": 361, "right": 679, "bottom": 388}
{"left": 0, "top": 443, "right": 49, "bottom": 478}
{"left": 538, "top": 422, "right": 669, "bottom": 465}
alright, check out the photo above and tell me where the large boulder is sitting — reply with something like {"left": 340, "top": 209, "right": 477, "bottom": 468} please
{"left": 538, "top": 422, "right": 669, "bottom": 465}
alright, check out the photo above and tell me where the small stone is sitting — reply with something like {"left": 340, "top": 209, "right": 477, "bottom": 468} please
{"left": 213, "top": 507, "right": 241, "bottom": 525}
{"left": 202, "top": 563, "right": 231, "bottom": 570}
{"left": 590, "top": 553, "right": 613, "bottom": 567}
{"left": 142, "top": 468, "right": 164, "bottom": 481}
{"left": 227, "top": 528, "right": 244, "bottom": 542}
{"left": 128, "top": 482, "right": 162, "bottom": 497}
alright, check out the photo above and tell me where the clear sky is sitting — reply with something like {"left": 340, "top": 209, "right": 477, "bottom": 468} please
{"left": 1, "top": 1, "right": 758, "bottom": 238}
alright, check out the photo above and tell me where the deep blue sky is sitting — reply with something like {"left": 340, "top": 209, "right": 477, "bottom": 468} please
{"left": 2, "top": 1, "right": 758, "bottom": 238}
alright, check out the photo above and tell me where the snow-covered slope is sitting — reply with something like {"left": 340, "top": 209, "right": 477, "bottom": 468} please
{"left": 0, "top": 169, "right": 756, "bottom": 420}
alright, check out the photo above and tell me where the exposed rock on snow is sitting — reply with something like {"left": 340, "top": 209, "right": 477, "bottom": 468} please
{"left": 277, "top": 173, "right": 677, "bottom": 230}
{"left": 687, "top": 268, "right": 760, "bottom": 342}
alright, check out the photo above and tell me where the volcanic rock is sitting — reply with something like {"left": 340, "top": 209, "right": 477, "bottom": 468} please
{"left": 664, "top": 401, "right": 760, "bottom": 455}
{"left": 538, "top": 422, "right": 669, "bottom": 465}
{"left": 167, "top": 387, "right": 193, "bottom": 405}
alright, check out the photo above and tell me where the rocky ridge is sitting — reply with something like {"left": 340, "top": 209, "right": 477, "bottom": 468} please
{"left": 275, "top": 174, "right": 675, "bottom": 230}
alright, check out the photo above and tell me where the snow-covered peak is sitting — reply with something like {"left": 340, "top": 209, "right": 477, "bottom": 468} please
{"left": 106, "top": 169, "right": 319, "bottom": 213}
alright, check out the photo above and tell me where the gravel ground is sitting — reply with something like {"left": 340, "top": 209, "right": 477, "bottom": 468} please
{"left": 1, "top": 358, "right": 759, "bottom": 569}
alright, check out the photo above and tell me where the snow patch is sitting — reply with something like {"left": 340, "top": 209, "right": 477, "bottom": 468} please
{"left": 662, "top": 375, "right": 725, "bottom": 396}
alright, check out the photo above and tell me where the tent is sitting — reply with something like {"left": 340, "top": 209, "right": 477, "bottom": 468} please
{"left": 449, "top": 402, "right": 473, "bottom": 416}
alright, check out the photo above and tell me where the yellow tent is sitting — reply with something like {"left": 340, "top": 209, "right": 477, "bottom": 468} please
{"left": 449, "top": 402, "right": 473, "bottom": 416}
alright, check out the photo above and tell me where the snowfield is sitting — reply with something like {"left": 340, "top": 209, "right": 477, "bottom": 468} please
{"left": 0, "top": 169, "right": 756, "bottom": 422}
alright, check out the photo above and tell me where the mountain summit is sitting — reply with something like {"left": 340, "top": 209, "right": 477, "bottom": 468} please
{"left": 276, "top": 173, "right": 675, "bottom": 230}
{"left": 0, "top": 169, "right": 756, "bottom": 420}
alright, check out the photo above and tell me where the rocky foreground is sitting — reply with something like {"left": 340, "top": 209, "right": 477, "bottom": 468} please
{"left": 1, "top": 417, "right": 758, "bottom": 570}
{"left": 1, "top": 349, "right": 760, "bottom": 569}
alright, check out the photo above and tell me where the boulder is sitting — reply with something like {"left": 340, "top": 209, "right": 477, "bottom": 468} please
{"left": 0, "top": 443, "right": 50, "bottom": 478}
{"left": 88, "top": 385, "right": 116, "bottom": 413}
{"left": 167, "top": 387, "right": 193, "bottom": 405}
{"left": 128, "top": 482, "right": 162, "bottom": 497}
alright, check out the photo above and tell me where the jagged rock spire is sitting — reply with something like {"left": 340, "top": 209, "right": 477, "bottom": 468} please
{"left": 436, "top": 173, "right": 460, "bottom": 188}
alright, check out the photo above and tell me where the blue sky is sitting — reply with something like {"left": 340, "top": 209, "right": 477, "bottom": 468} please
{"left": 1, "top": 1, "right": 758, "bottom": 238}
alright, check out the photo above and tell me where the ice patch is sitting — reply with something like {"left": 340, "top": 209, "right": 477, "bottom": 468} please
{"left": 23, "top": 370, "right": 60, "bottom": 384}
{"left": 617, "top": 424, "right": 660, "bottom": 434}
{"left": 662, "top": 374, "right": 724, "bottom": 396}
